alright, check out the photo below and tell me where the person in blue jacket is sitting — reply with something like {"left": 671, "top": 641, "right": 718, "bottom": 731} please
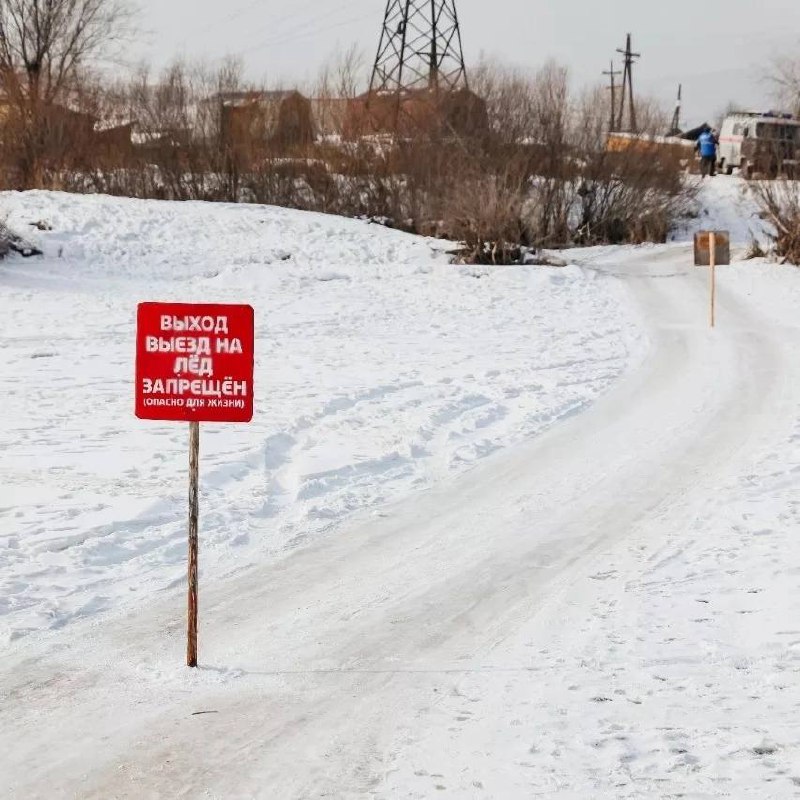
{"left": 697, "top": 127, "right": 719, "bottom": 177}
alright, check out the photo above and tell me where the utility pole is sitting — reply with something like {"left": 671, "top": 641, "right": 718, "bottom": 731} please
{"left": 616, "top": 33, "right": 641, "bottom": 133}
{"left": 670, "top": 83, "right": 683, "bottom": 135}
{"left": 603, "top": 61, "right": 622, "bottom": 132}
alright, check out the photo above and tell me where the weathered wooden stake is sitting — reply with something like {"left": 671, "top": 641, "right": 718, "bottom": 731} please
{"left": 187, "top": 421, "right": 200, "bottom": 668}
{"left": 709, "top": 231, "right": 717, "bottom": 328}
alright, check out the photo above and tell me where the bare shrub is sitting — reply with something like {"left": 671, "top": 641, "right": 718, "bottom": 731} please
{"left": 0, "top": 39, "right": 694, "bottom": 262}
{"left": 442, "top": 151, "right": 531, "bottom": 263}
{"left": 745, "top": 236, "right": 767, "bottom": 260}
{"left": 567, "top": 85, "right": 693, "bottom": 246}
{"left": 753, "top": 180, "right": 800, "bottom": 263}
{"left": 470, "top": 58, "right": 540, "bottom": 146}
{"left": 460, "top": 60, "right": 692, "bottom": 254}
{"left": 76, "top": 59, "right": 257, "bottom": 202}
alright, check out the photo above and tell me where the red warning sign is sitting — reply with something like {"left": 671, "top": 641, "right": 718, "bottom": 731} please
{"left": 136, "top": 303, "right": 255, "bottom": 423}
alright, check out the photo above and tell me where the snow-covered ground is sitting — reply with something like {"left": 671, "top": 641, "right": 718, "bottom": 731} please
{"left": 673, "top": 174, "right": 770, "bottom": 246}
{"left": 3, "top": 181, "right": 800, "bottom": 799}
{"left": 0, "top": 191, "right": 644, "bottom": 643}
{"left": 382, "top": 247, "right": 800, "bottom": 799}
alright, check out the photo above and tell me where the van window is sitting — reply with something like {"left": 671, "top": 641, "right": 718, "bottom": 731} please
{"left": 756, "top": 123, "right": 788, "bottom": 140}
{"left": 733, "top": 124, "right": 742, "bottom": 135}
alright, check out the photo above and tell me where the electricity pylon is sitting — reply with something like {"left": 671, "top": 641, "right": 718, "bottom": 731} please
{"left": 369, "top": 0, "right": 469, "bottom": 95}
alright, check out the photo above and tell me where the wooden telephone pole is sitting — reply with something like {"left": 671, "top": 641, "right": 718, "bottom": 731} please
{"left": 603, "top": 61, "right": 622, "bottom": 132}
{"left": 670, "top": 84, "right": 683, "bottom": 135}
{"left": 616, "top": 33, "right": 641, "bottom": 133}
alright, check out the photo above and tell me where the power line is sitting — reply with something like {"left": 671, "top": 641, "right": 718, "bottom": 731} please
{"left": 194, "top": 0, "right": 339, "bottom": 39}
{"left": 195, "top": 0, "right": 268, "bottom": 35}
{"left": 239, "top": 8, "right": 376, "bottom": 57}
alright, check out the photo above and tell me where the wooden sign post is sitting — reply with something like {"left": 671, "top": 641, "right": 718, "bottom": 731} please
{"left": 187, "top": 420, "right": 200, "bottom": 667}
{"left": 709, "top": 231, "right": 717, "bottom": 329}
{"left": 135, "top": 303, "right": 255, "bottom": 668}
{"left": 694, "top": 230, "right": 730, "bottom": 328}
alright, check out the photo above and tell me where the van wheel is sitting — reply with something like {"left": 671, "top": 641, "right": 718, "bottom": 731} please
{"left": 725, "top": 163, "right": 734, "bottom": 176}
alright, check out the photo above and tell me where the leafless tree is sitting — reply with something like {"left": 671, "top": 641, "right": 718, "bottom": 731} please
{"left": 315, "top": 45, "right": 366, "bottom": 101}
{"left": 767, "top": 56, "right": 800, "bottom": 116}
{"left": 0, "top": 0, "right": 134, "bottom": 187}
{"left": 470, "top": 57, "right": 540, "bottom": 145}
{"left": 313, "top": 45, "right": 367, "bottom": 137}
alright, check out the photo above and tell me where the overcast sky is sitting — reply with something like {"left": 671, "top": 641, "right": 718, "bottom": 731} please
{"left": 128, "top": 0, "right": 800, "bottom": 128}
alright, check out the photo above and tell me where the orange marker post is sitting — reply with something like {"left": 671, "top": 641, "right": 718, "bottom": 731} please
{"left": 709, "top": 231, "right": 717, "bottom": 328}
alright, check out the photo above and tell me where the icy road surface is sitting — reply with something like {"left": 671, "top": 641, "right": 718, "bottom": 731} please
{"left": 2, "top": 183, "right": 800, "bottom": 798}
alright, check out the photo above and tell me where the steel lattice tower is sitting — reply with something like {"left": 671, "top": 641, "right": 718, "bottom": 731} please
{"left": 369, "top": 0, "right": 468, "bottom": 95}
